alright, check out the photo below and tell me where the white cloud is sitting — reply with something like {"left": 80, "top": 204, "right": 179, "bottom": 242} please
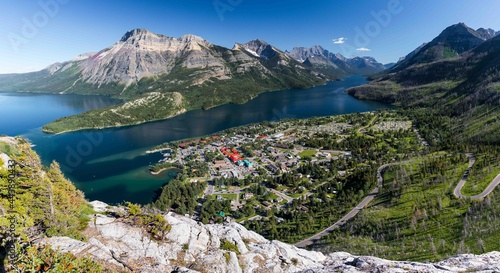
{"left": 332, "top": 37, "right": 347, "bottom": 44}
{"left": 356, "top": 47, "right": 371, "bottom": 52}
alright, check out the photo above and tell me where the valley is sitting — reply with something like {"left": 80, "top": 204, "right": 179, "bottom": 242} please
{"left": 146, "top": 109, "right": 500, "bottom": 261}
{"left": 1, "top": 12, "right": 500, "bottom": 271}
{"left": 141, "top": 22, "right": 500, "bottom": 262}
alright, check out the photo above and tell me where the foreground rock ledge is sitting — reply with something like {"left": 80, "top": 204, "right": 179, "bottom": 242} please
{"left": 39, "top": 201, "right": 500, "bottom": 273}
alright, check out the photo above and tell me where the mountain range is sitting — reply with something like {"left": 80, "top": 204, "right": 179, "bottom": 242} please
{"left": 0, "top": 29, "right": 322, "bottom": 98}
{"left": 0, "top": 28, "right": 385, "bottom": 133}
{"left": 287, "top": 45, "right": 386, "bottom": 75}
{"left": 348, "top": 22, "right": 500, "bottom": 144}
{"left": 0, "top": 29, "right": 386, "bottom": 97}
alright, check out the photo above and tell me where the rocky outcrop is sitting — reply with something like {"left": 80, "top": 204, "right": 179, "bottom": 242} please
{"left": 39, "top": 201, "right": 326, "bottom": 273}
{"left": 300, "top": 251, "right": 500, "bottom": 273}
{"left": 38, "top": 201, "right": 500, "bottom": 273}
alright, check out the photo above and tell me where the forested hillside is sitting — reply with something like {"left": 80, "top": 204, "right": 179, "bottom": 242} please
{"left": 0, "top": 137, "right": 104, "bottom": 271}
{"left": 347, "top": 27, "right": 500, "bottom": 144}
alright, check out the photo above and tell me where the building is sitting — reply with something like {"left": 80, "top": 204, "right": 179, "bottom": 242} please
{"left": 267, "top": 164, "right": 280, "bottom": 174}
{"left": 243, "top": 193, "right": 254, "bottom": 200}
{"left": 243, "top": 160, "right": 253, "bottom": 167}
{"left": 273, "top": 133, "right": 284, "bottom": 139}
{"left": 230, "top": 154, "right": 243, "bottom": 163}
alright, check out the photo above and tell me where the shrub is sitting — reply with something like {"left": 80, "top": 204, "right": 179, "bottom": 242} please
{"left": 220, "top": 239, "right": 240, "bottom": 255}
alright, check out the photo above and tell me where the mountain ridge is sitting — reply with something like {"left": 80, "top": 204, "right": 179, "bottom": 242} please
{"left": 347, "top": 22, "right": 500, "bottom": 144}
{"left": 391, "top": 23, "right": 497, "bottom": 72}
{"left": 0, "top": 28, "right": 324, "bottom": 96}
{"left": 287, "top": 45, "right": 385, "bottom": 76}
{"left": 0, "top": 28, "right": 353, "bottom": 133}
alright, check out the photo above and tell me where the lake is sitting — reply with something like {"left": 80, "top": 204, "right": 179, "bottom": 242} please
{"left": 0, "top": 75, "right": 390, "bottom": 204}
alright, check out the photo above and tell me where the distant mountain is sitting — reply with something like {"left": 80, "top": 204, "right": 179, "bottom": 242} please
{"left": 476, "top": 27, "right": 497, "bottom": 40}
{"left": 235, "top": 39, "right": 279, "bottom": 59}
{"left": 383, "top": 63, "right": 396, "bottom": 69}
{"left": 287, "top": 45, "right": 385, "bottom": 75}
{"left": 1, "top": 29, "right": 329, "bottom": 97}
{"left": 0, "top": 28, "right": 335, "bottom": 133}
{"left": 391, "top": 23, "right": 490, "bottom": 72}
{"left": 1, "top": 29, "right": 328, "bottom": 98}
{"left": 345, "top": 56, "right": 386, "bottom": 75}
{"left": 287, "top": 46, "right": 347, "bottom": 77}
{"left": 347, "top": 23, "right": 500, "bottom": 144}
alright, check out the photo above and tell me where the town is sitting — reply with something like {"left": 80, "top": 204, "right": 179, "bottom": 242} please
{"left": 149, "top": 111, "right": 425, "bottom": 243}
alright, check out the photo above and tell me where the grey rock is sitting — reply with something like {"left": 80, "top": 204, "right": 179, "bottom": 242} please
{"left": 287, "top": 46, "right": 385, "bottom": 75}
{"left": 40, "top": 201, "right": 500, "bottom": 273}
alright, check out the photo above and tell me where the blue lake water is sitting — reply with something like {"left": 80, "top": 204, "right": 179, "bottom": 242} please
{"left": 0, "top": 75, "right": 390, "bottom": 204}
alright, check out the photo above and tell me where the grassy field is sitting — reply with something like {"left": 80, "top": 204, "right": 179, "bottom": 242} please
{"left": 299, "top": 149, "right": 316, "bottom": 159}
{"left": 219, "top": 193, "right": 237, "bottom": 201}
{"left": 0, "top": 141, "right": 20, "bottom": 155}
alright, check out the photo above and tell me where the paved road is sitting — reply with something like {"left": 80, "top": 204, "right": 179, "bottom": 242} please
{"left": 270, "top": 188, "right": 294, "bottom": 202}
{"left": 295, "top": 153, "right": 500, "bottom": 248}
{"left": 204, "top": 184, "right": 215, "bottom": 197}
{"left": 453, "top": 154, "right": 500, "bottom": 200}
{"left": 295, "top": 161, "right": 403, "bottom": 248}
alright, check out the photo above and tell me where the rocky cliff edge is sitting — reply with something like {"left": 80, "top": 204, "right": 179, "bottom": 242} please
{"left": 39, "top": 201, "right": 500, "bottom": 273}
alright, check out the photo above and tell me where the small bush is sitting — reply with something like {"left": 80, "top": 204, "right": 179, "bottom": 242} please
{"left": 223, "top": 252, "right": 231, "bottom": 263}
{"left": 220, "top": 239, "right": 240, "bottom": 255}
{"left": 7, "top": 245, "right": 106, "bottom": 272}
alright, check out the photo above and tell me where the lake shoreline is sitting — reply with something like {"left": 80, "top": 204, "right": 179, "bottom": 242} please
{"left": 40, "top": 80, "right": 337, "bottom": 135}
{"left": 6, "top": 74, "right": 392, "bottom": 205}
{"left": 150, "top": 166, "right": 180, "bottom": 175}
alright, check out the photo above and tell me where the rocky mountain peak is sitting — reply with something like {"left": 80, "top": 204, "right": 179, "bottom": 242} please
{"left": 78, "top": 29, "right": 216, "bottom": 86}
{"left": 288, "top": 45, "right": 329, "bottom": 60}
{"left": 436, "top": 22, "right": 485, "bottom": 44}
{"left": 179, "top": 33, "right": 206, "bottom": 43}
{"left": 239, "top": 39, "right": 277, "bottom": 59}
{"left": 119, "top": 28, "right": 156, "bottom": 42}
{"left": 476, "top": 27, "right": 497, "bottom": 40}
{"left": 347, "top": 56, "right": 385, "bottom": 72}
{"left": 287, "top": 46, "right": 384, "bottom": 75}
{"left": 391, "top": 23, "right": 488, "bottom": 72}
{"left": 310, "top": 45, "right": 328, "bottom": 55}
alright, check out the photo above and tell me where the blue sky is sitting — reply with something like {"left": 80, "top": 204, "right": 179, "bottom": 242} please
{"left": 1, "top": 0, "right": 499, "bottom": 74}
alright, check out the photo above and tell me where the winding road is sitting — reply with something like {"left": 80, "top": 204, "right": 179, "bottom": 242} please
{"left": 295, "top": 153, "right": 500, "bottom": 248}
{"left": 453, "top": 154, "right": 500, "bottom": 200}
{"left": 294, "top": 161, "right": 402, "bottom": 248}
